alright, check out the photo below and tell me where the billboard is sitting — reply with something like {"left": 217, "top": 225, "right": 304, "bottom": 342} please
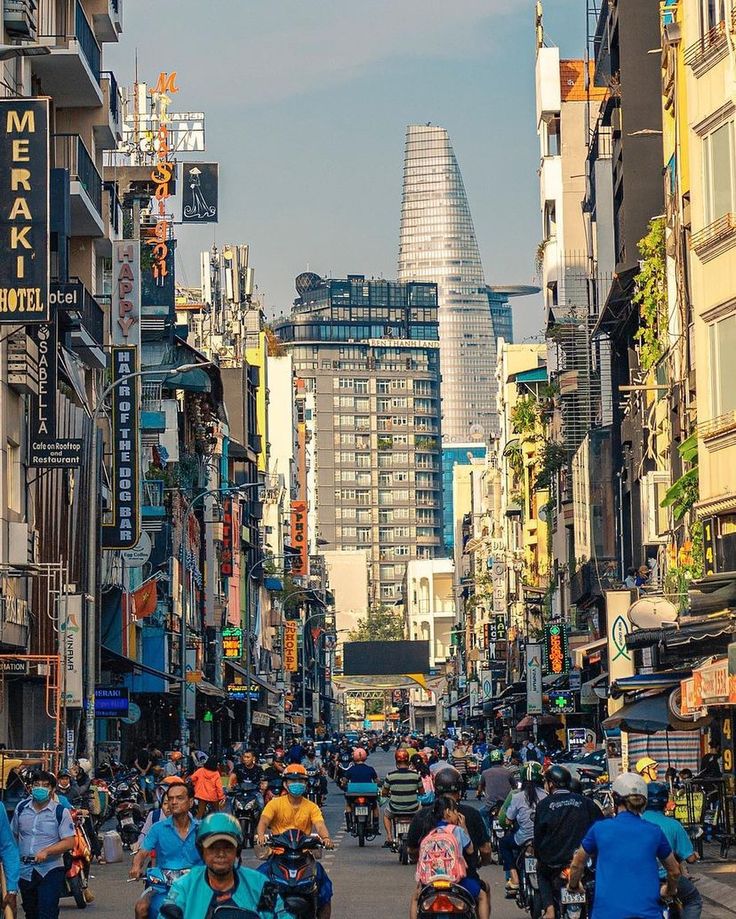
{"left": 290, "top": 501, "right": 308, "bottom": 576}
{"left": 343, "top": 640, "right": 429, "bottom": 677}
{"left": 111, "top": 241, "right": 141, "bottom": 348}
{"left": 181, "top": 162, "right": 218, "bottom": 223}
{"left": 544, "top": 622, "right": 569, "bottom": 675}
{"left": 0, "top": 99, "right": 49, "bottom": 323}
{"left": 605, "top": 590, "right": 635, "bottom": 714}
{"left": 526, "top": 642, "right": 543, "bottom": 715}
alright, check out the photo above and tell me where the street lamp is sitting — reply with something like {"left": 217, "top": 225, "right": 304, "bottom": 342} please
{"left": 0, "top": 44, "right": 51, "bottom": 61}
{"left": 179, "top": 480, "right": 263, "bottom": 754}
{"left": 84, "top": 361, "right": 214, "bottom": 766}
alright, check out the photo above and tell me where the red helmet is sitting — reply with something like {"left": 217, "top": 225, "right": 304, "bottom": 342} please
{"left": 353, "top": 747, "right": 368, "bottom": 763}
{"left": 395, "top": 749, "right": 410, "bottom": 765}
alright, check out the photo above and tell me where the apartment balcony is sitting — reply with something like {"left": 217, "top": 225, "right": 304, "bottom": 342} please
{"left": 34, "top": 0, "right": 102, "bottom": 107}
{"left": 98, "top": 180, "right": 122, "bottom": 254}
{"left": 4, "top": 0, "right": 38, "bottom": 38}
{"left": 684, "top": 13, "right": 732, "bottom": 75}
{"left": 691, "top": 213, "right": 736, "bottom": 261}
{"left": 54, "top": 134, "right": 103, "bottom": 236}
{"left": 95, "top": 71, "right": 122, "bottom": 149}
{"left": 86, "top": 0, "right": 121, "bottom": 43}
{"left": 57, "top": 279, "right": 105, "bottom": 368}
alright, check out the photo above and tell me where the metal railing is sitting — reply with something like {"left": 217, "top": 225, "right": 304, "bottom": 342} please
{"left": 684, "top": 16, "right": 729, "bottom": 70}
{"left": 65, "top": 277, "right": 104, "bottom": 346}
{"left": 54, "top": 133, "right": 102, "bottom": 216}
{"left": 38, "top": 0, "right": 100, "bottom": 81}
{"left": 103, "top": 180, "right": 122, "bottom": 234}
{"left": 100, "top": 70, "right": 119, "bottom": 122}
{"left": 691, "top": 213, "right": 736, "bottom": 255}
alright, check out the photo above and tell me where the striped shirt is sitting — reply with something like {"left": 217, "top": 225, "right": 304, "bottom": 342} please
{"left": 382, "top": 769, "right": 422, "bottom": 812}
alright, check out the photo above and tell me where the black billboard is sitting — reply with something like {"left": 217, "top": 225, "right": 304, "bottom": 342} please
{"left": 181, "top": 162, "right": 218, "bottom": 223}
{"left": 343, "top": 640, "right": 430, "bottom": 676}
{"left": 0, "top": 99, "right": 50, "bottom": 323}
{"left": 101, "top": 347, "right": 141, "bottom": 549}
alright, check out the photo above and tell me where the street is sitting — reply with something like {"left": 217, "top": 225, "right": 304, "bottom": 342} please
{"left": 46, "top": 751, "right": 516, "bottom": 919}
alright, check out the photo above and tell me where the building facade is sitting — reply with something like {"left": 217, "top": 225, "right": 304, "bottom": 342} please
{"left": 274, "top": 274, "right": 443, "bottom": 605}
{"left": 398, "top": 124, "right": 497, "bottom": 442}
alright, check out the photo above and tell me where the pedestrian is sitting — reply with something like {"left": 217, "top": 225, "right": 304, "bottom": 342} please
{"left": 11, "top": 770, "right": 75, "bottom": 919}
{"left": 0, "top": 789, "right": 20, "bottom": 918}
{"left": 134, "top": 747, "right": 155, "bottom": 804}
{"left": 624, "top": 567, "right": 637, "bottom": 588}
{"left": 568, "top": 773, "right": 681, "bottom": 919}
{"left": 189, "top": 756, "right": 226, "bottom": 817}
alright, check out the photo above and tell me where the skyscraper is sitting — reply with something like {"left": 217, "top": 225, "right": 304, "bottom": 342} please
{"left": 398, "top": 124, "right": 497, "bottom": 443}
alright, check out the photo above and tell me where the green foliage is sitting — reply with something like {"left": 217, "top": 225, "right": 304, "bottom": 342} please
{"left": 348, "top": 604, "right": 405, "bottom": 642}
{"left": 633, "top": 218, "right": 667, "bottom": 371}
{"left": 661, "top": 434, "right": 699, "bottom": 522}
{"left": 535, "top": 441, "right": 567, "bottom": 491}
{"left": 511, "top": 396, "right": 539, "bottom": 435}
{"left": 664, "top": 522, "right": 704, "bottom": 612}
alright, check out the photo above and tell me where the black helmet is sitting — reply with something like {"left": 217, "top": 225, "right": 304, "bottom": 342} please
{"left": 434, "top": 767, "right": 463, "bottom": 795}
{"left": 545, "top": 764, "right": 572, "bottom": 789}
{"left": 568, "top": 776, "right": 583, "bottom": 795}
{"left": 647, "top": 782, "right": 669, "bottom": 811}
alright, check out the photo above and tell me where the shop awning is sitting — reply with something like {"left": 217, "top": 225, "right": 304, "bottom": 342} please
{"left": 198, "top": 681, "right": 226, "bottom": 698}
{"left": 516, "top": 714, "right": 563, "bottom": 730}
{"left": 601, "top": 691, "right": 711, "bottom": 735}
{"left": 225, "top": 660, "right": 280, "bottom": 696}
{"left": 101, "top": 646, "right": 183, "bottom": 684}
{"left": 609, "top": 670, "right": 691, "bottom": 699}
{"left": 573, "top": 637, "right": 606, "bottom": 668}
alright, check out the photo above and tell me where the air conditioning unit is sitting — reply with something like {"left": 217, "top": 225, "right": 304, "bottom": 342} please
{"left": 641, "top": 471, "right": 670, "bottom": 545}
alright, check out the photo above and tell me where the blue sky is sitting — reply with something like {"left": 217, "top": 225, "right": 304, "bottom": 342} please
{"left": 107, "top": 1, "right": 584, "bottom": 341}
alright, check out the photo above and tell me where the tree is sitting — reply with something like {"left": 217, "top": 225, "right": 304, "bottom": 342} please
{"left": 348, "top": 604, "right": 405, "bottom": 642}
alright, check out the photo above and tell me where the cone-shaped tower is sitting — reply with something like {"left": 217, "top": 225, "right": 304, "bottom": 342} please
{"left": 398, "top": 124, "right": 496, "bottom": 443}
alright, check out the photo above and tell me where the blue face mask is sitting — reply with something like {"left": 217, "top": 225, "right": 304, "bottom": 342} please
{"left": 32, "top": 787, "right": 51, "bottom": 803}
{"left": 286, "top": 782, "right": 306, "bottom": 797}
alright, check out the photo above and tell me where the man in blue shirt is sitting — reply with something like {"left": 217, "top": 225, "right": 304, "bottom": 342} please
{"left": 130, "top": 782, "right": 202, "bottom": 919}
{"left": 568, "top": 773, "right": 681, "bottom": 919}
{"left": 643, "top": 783, "right": 702, "bottom": 919}
{"left": 10, "top": 770, "right": 75, "bottom": 919}
{"left": 0, "top": 796, "right": 20, "bottom": 918}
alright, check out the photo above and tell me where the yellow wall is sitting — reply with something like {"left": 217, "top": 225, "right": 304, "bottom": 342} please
{"left": 246, "top": 330, "right": 268, "bottom": 473}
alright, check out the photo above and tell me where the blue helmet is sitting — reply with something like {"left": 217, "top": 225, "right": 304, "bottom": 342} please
{"left": 647, "top": 782, "right": 669, "bottom": 811}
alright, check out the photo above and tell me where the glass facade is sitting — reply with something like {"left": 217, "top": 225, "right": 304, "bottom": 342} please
{"left": 398, "top": 125, "right": 497, "bottom": 442}
{"left": 487, "top": 290, "right": 514, "bottom": 344}
{"left": 441, "top": 444, "right": 487, "bottom": 549}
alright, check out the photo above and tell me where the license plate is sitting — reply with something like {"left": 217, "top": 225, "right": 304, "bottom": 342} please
{"left": 525, "top": 857, "right": 537, "bottom": 874}
{"left": 561, "top": 889, "right": 586, "bottom": 905}
{"left": 396, "top": 823, "right": 411, "bottom": 836}
{"left": 121, "top": 816, "right": 134, "bottom": 826}
{"left": 355, "top": 806, "right": 369, "bottom": 816}
{"left": 493, "top": 820, "right": 503, "bottom": 831}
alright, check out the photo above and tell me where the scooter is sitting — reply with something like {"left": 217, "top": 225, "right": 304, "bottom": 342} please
{"left": 391, "top": 813, "right": 414, "bottom": 865}
{"left": 465, "top": 757, "right": 481, "bottom": 793}
{"left": 60, "top": 809, "right": 92, "bottom": 909}
{"left": 260, "top": 830, "right": 324, "bottom": 918}
{"left": 113, "top": 776, "right": 146, "bottom": 849}
{"left": 229, "top": 782, "right": 262, "bottom": 848}
{"left": 417, "top": 880, "right": 477, "bottom": 918}
{"left": 344, "top": 783, "right": 380, "bottom": 847}
{"left": 144, "top": 866, "right": 192, "bottom": 919}
{"left": 515, "top": 842, "right": 542, "bottom": 919}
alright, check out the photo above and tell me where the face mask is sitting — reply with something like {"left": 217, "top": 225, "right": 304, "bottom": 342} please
{"left": 32, "top": 787, "right": 51, "bottom": 803}
{"left": 286, "top": 782, "right": 306, "bottom": 797}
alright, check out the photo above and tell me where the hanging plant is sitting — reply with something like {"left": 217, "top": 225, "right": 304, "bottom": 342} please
{"left": 633, "top": 217, "right": 667, "bottom": 371}
{"left": 511, "top": 395, "right": 539, "bottom": 435}
{"left": 661, "top": 433, "right": 699, "bottom": 522}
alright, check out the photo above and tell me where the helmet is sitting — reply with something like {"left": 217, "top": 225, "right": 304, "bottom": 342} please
{"left": 162, "top": 775, "right": 186, "bottom": 787}
{"left": 170, "top": 751, "right": 183, "bottom": 762}
{"left": 521, "top": 761, "right": 543, "bottom": 783}
{"left": 544, "top": 764, "right": 572, "bottom": 789}
{"left": 489, "top": 749, "right": 504, "bottom": 764}
{"left": 434, "top": 767, "right": 463, "bottom": 795}
{"left": 635, "top": 757, "right": 658, "bottom": 781}
{"left": 196, "top": 813, "right": 243, "bottom": 851}
{"left": 57, "top": 769, "right": 71, "bottom": 780}
{"left": 613, "top": 772, "right": 648, "bottom": 800}
{"left": 283, "top": 764, "right": 307, "bottom": 779}
{"left": 395, "top": 749, "right": 410, "bottom": 765}
{"left": 353, "top": 748, "right": 367, "bottom": 763}
{"left": 647, "top": 782, "right": 670, "bottom": 811}
{"left": 568, "top": 777, "right": 583, "bottom": 795}
{"left": 76, "top": 758, "right": 92, "bottom": 774}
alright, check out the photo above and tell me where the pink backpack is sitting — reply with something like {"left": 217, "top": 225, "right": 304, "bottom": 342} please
{"left": 416, "top": 824, "right": 467, "bottom": 885}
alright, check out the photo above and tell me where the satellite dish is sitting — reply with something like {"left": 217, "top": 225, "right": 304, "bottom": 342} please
{"left": 468, "top": 424, "right": 485, "bottom": 443}
{"left": 628, "top": 595, "right": 679, "bottom": 630}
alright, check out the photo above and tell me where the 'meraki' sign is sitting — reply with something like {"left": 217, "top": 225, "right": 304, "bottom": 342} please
{"left": 101, "top": 348, "right": 141, "bottom": 549}
{"left": 0, "top": 99, "right": 50, "bottom": 322}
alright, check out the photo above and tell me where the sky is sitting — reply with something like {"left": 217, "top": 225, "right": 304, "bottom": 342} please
{"left": 106, "top": 0, "right": 585, "bottom": 342}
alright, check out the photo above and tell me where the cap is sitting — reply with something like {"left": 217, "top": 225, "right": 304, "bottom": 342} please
{"left": 200, "top": 833, "right": 238, "bottom": 849}
{"left": 612, "top": 772, "right": 648, "bottom": 799}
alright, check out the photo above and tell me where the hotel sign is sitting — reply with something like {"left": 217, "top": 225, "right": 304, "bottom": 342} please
{"left": 284, "top": 621, "right": 298, "bottom": 672}
{"left": 0, "top": 99, "right": 50, "bottom": 323}
{"left": 101, "top": 348, "right": 141, "bottom": 549}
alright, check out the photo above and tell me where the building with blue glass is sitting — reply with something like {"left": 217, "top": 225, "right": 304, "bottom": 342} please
{"left": 485, "top": 285, "right": 541, "bottom": 345}
{"left": 442, "top": 444, "right": 487, "bottom": 550}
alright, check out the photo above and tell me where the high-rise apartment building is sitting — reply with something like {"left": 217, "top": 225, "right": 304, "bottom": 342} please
{"left": 274, "top": 273, "right": 443, "bottom": 604}
{"left": 398, "top": 124, "right": 497, "bottom": 443}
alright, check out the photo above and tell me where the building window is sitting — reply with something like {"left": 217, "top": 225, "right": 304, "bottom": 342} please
{"left": 356, "top": 526, "right": 371, "bottom": 543}
{"left": 544, "top": 115, "right": 561, "bottom": 157}
{"left": 703, "top": 119, "right": 736, "bottom": 225}
{"left": 700, "top": 0, "right": 725, "bottom": 35}
{"left": 354, "top": 379, "right": 369, "bottom": 393}
{"left": 355, "top": 489, "right": 370, "bottom": 506}
{"left": 709, "top": 312, "right": 736, "bottom": 417}
{"left": 6, "top": 440, "right": 20, "bottom": 513}
{"left": 544, "top": 200, "right": 557, "bottom": 240}
{"left": 356, "top": 453, "right": 371, "bottom": 468}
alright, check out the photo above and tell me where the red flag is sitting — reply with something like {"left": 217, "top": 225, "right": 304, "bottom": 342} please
{"left": 131, "top": 580, "right": 158, "bottom": 620}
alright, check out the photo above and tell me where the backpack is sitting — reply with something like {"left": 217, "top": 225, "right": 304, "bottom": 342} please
{"left": 15, "top": 799, "right": 65, "bottom": 826}
{"left": 416, "top": 824, "right": 467, "bottom": 885}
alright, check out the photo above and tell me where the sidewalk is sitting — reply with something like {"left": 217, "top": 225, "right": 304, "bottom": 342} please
{"left": 693, "top": 841, "right": 736, "bottom": 919}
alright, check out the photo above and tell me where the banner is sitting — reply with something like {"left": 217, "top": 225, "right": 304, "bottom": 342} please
{"left": 60, "top": 594, "right": 83, "bottom": 708}
{"left": 526, "top": 642, "right": 543, "bottom": 715}
{"left": 221, "top": 497, "right": 234, "bottom": 576}
{"left": 111, "top": 241, "right": 141, "bottom": 348}
{"left": 290, "top": 501, "right": 308, "bottom": 576}
{"left": 0, "top": 98, "right": 49, "bottom": 323}
{"left": 284, "top": 621, "right": 298, "bottom": 672}
{"left": 606, "top": 590, "right": 635, "bottom": 715}
{"left": 101, "top": 348, "right": 141, "bottom": 549}
{"left": 181, "top": 162, "right": 218, "bottom": 223}
{"left": 222, "top": 626, "right": 243, "bottom": 659}
{"left": 28, "top": 315, "right": 82, "bottom": 466}
{"left": 185, "top": 649, "right": 197, "bottom": 719}
{"left": 544, "top": 622, "right": 569, "bottom": 675}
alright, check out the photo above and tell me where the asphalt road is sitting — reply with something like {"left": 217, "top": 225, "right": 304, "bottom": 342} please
{"left": 43, "top": 750, "right": 519, "bottom": 919}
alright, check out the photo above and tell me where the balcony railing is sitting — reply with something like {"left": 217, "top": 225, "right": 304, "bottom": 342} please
{"left": 54, "top": 133, "right": 102, "bottom": 215}
{"left": 63, "top": 278, "right": 104, "bottom": 347}
{"left": 38, "top": 0, "right": 101, "bottom": 82}
{"left": 103, "top": 180, "right": 122, "bottom": 234}
{"left": 691, "top": 213, "right": 736, "bottom": 257}
{"left": 684, "top": 16, "right": 730, "bottom": 72}
{"left": 100, "top": 70, "right": 119, "bottom": 121}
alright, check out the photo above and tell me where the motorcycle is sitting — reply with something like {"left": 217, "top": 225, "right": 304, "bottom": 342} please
{"left": 391, "top": 813, "right": 414, "bottom": 865}
{"left": 112, "top": 774, "right": 146, "bottom": 849}
{"left": 144, "top": 867, "right": 191, "bottom": 919}
{"left": 417, "top": 880, "right": 477, "bottom": 918}
{"left": 485, "top": 805, "right": 504, "bottom": 864}
{"left": 305, "top": 771, "right": 324, "bottom": 807}
{"left": 552, "top": 866, "right": 590, "bottom": 919}
{"left": 345, "top": 783, "right": 379, "bottom": 846}
{"left": 465, "top": 757, "right": 481, "bottom": 793}
{"left": 60, "top": 809, "right": 92, "bottom": 909}
{"left": 515, "top": 843, "right": 542, "bottom": 919}
{"left": 260, "top": 830, "right": 324, "bottom": 918}
{"left": 229, "top": 782, "right": 262, "bottom": 848}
